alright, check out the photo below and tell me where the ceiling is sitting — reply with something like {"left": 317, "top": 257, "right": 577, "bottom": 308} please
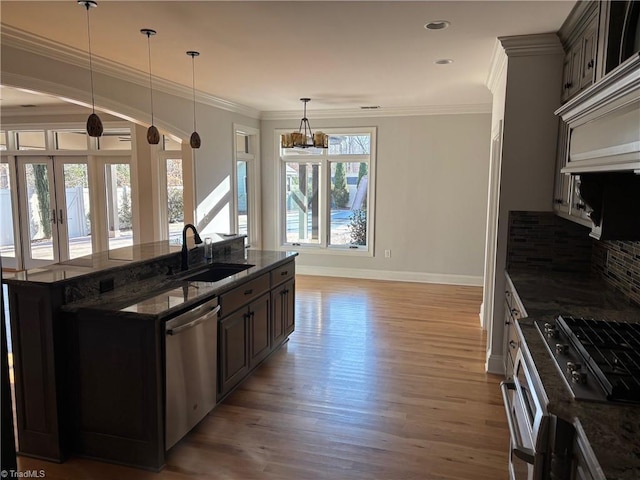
{"left": 0, "top": 1, "right": 576, "bottom": 114}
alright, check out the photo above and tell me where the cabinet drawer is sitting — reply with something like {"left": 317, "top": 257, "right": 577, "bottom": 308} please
{"left": 219, "top": 273, "right": 269, "bottom": 316}
{"left": 271, "top": 261, "right": 295, "bottom": 287}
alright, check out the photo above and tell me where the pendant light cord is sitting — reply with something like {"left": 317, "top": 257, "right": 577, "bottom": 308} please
{"left": 85, "top": 3, "right": 96, "bottom": 114}
{"left": 146, "top": 32, "right": 155, "bottom": 126}
{"left": 191, "top": 55, "right": 197, "bottom": 132}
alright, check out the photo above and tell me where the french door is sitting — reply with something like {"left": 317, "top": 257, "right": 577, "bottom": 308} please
{"left": 15, "top": 156, "right": 93, "bottom": 269}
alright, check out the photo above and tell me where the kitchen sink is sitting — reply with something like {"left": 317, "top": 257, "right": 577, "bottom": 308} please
{"left": 184, "top": 263, "right": 254, "bottom": 283}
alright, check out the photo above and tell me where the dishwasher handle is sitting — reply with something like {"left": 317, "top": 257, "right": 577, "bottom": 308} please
{"left": 166, "top": 300, "right": 220, "bottom": 336}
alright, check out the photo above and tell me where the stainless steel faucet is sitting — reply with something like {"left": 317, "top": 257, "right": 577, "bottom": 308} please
{"left": 181, "top": 223, "right": 203, "bottom": 271}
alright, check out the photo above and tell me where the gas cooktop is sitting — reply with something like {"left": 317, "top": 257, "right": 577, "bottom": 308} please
{"left": 535, "top": 315, "right": 640, "bottom": 404}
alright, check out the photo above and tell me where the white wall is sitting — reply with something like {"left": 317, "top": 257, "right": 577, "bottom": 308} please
{"left": 261, "top": 113, "right": 492, "bottom": 285}
{"left": 0, "top": 43, "right": 259, "bottom": 238}
{"left": 483, "top": 34, "right": 564, "bottom": 373}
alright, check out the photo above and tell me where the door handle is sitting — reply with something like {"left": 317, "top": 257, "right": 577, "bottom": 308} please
{"left": 59, "top": 209, "right": 64, "bottom": 224}
{"left": 500, "top": 381, "right": 536, "bottom": 464}
{"left": 51, "top": 209, "right": 57, "bottom": 224}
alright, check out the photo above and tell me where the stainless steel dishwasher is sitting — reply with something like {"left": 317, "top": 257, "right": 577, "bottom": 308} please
{"left": 165, "top": 296, "right": 220, "bottom": 450}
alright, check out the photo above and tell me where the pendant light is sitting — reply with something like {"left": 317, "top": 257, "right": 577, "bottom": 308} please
{"left": 141, "top": 28, "right": 160, "bottom": 145}
{"left": 186, "top": 51, "right": 201, "bottom": 149}
{"left": 281, "top": 98, "right": 328, "bottom": 149}
{"left": 78, "top": 0, "right": 103, "bottom": 137}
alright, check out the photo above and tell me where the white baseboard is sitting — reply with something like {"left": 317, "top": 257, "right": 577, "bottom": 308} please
{"left": 485, "top": 352, "right": 505, "bottom": 375}
{"left": 296, "top": 265, "right": 483, "bottom": 287}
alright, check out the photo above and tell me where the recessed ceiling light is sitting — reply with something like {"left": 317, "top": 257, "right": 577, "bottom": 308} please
{"left": 435, "top": 59, "right": 454, "bottom": 65}
{"left": 424, "top": 20, "right": 450, "bottom": 31}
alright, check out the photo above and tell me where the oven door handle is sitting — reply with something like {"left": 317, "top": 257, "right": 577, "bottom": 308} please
{"left": 500, "top": 381, "right": 536, "bottom": 464}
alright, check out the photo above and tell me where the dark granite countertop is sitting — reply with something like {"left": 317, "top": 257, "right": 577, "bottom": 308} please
{"left": 507, "top": 269, "right": 640, "bottom": 480}
{"left": 64, "top": 249, "right": 297, "bottom": 320}
{"left": 2, "top": 234, "right": 240, "bottom": 285}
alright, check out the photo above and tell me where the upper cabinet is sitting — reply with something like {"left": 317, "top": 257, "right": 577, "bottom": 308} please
{"left": 560, "top": 3, "right": 599, "bottom": 103}
{"left": 554, "top": 1, "right": 640, "bottom": 238}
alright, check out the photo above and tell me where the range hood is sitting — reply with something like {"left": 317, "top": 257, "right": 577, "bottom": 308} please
{"left": 576, "top": 172, "right": 640, "bottom": 240}
{"left": 555, "top": 53, "right": 640, "bottom": 174}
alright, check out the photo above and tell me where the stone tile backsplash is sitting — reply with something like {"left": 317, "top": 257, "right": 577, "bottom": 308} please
{"left": 592, "top": 241, "right": 640, "bottom": 307}
{"left": 507, "top": 211, "right": 593, "bottom": 273}
{"left": 507, "top": 211, "right": 640, "bottom": 306}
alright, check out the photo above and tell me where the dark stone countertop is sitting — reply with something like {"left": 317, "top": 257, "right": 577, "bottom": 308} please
{"left": 507, "top": 269, "right": 640, "bottom": 480}
{"left": 64, "top": 249, "right": 297, "bottom": 320}
{"left": 2, "top": 234, "right": 240, "bottom": 286}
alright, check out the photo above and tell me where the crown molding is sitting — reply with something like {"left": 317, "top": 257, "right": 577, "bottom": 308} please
{"left": 486, "top": 38, "right": 508, "bottom": 95}
{"left": 0, "top": 25, "right": 261, "bottom": 119}
{"left": 2, "top": 24, "right": 491, "bottom": 122}
{"left": 261, "top": 103, "right": 491, "bottom": 120}
{"left": 498, "top": 33, "right": 564, "bottom": 57}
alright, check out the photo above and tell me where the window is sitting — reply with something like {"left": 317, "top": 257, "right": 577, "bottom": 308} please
{"left": 233, "top": 126, "right": 260, "bottom": 248}
{"left": 98, "top": 129, "right": 131, "bottom": 150}
{"left": 54, "top": 129, "right": 88, "bottom": 150}
{"left": 279, "top": 127, "right": 375, "bottom": 254}
{"left": 0, "top": 131, "right": 7, "bottom": 151}
{"left": 16, "top": 130, "right": 46, "bottom": 150}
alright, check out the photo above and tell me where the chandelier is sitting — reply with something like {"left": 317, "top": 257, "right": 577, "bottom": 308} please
{"left": 281, "top": 98, "right": 328, "bottom": 149}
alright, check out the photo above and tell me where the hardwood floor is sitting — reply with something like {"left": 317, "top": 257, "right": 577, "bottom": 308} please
{"left": 16, "top": 275, "right": 509, "bottom": 479}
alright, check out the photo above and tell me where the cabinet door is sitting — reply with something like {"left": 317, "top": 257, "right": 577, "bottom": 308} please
{"left": 553, "top": 121, "right": 571, "bottom": 214}
{"left": 561, "top": 55, "right": 572, "bottom": 102}
{"left": 271, "top": 287, "right": 286, "bottom": 347}
{"left": 218, "top": 308, "right": 249, "bottom": 398}
{"left": 568, "top": 176, "right": 592, "bottom": 225}
{"left": 272, "top": 279, "right": 294, "bottom": 347}
{"left": 283, "top": 280, "right": 295, "bottom": 337}
{"left": 579, "top": 19, "right": 598, "bottom": 90}
{"left": 568, "top": 42, "right": 583, "bottom": 98}
{"left": 249, "top": 293, "right": 271, "bottom": 368}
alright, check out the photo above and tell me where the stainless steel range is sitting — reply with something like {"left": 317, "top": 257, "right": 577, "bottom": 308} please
{"left": 535, "top": 315, "right": 640, "bottom": 404}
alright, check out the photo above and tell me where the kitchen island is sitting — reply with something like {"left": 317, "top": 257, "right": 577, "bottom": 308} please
{"left": 507, "top": 270, "right": 640, "bottom": 480}
{"left": 3, "top": 235, "right": 297, "bottom": 470}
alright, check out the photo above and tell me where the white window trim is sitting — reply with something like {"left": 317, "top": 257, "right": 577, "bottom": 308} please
{"left": 232, "top": 124, "right": 261, "bottom": 249}
{"left": 275, "top": 126, "right": 376, "bottom": 257}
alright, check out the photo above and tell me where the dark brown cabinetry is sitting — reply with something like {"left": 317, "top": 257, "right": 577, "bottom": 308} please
{"left": 6, "top": 283, "right": 67, "bottom": 462}
{"left": 218, "top": 307, "right": 250, "bottom": 397}
{"left": 6, "top": 254, "right": 296, "bottom": 471}
{"left": 271, "top": 262, "right": 295, "bottom": 346}
{"left": 69, "top": 312, "right": 163, "bottom": 469}
{"left": 217, "top": 259, "right": 296, "bottom": 401}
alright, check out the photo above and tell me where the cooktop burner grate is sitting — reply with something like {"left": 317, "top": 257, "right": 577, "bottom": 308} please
{"left": 556, "top": 316, "right": 640, "bottom": 402}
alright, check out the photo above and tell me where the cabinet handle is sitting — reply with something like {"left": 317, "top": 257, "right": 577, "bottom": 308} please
{"left": 587, "top": 59, "right": 594, "bottom": 69}
{"left": 280, "top": 271, "right": 288, "bottom": 276}
{"left": 244, "top": 289, "right": 253, "bottom": 295}
{"left": 576, "top": 203, "right": 586, "bottom": 210}
{"left": 554, "top": 198, "right": 562, "bottom": 205}
{"left": 511, "top": 308, "right": 519, "bottom": 317}
{"left": 564, "top": 82, "right": 573, "bottom": 90}
{"left": 510, "top": 340, "right": 517, "bottom": 349}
